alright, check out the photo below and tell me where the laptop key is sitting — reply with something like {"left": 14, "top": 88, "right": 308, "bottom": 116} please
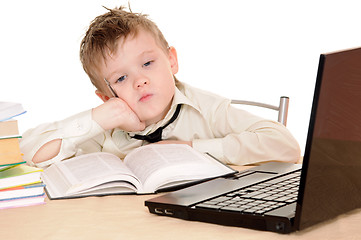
{"left": 252, "top": 193, "right": 272, "bottom": 199}
{"left": 221, "top": 206, "right": 242, "bottom": 212}
{"left": 240, "top": 191, "right": 262, "bottom": 198}
{"left": 243, "top": 208, "right": 256, "bottom": 213}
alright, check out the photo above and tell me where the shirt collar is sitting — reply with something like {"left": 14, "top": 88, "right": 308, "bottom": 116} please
{"left": 172, "top": 84, "right": 200, "bottom": 112}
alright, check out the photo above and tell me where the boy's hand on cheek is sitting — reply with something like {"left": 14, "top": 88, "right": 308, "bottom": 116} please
{"left": 92, "top": 98, "right": 146, "bottom": 132}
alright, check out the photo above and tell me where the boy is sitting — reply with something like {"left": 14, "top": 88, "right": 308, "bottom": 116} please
{"left": 20, "top": 6, "right": 300, "bottom": 168}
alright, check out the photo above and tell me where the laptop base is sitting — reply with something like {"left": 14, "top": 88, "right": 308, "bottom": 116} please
{"left": 145, "top": 162, "right": 301, "bottom": 234}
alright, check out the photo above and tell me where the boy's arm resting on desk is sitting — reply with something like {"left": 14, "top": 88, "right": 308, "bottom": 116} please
{"left": 190, "top": 99, "right": 301, "bottom": 166}
{"left": 20, "top": 110, "right": 105, "bottom": 168}
{"left": 192, "top": 121, "right": 301, "bottom": 165}
{"left": 157, "top": 106, "right": 300, "bottom": 165}
{"left": 23, "top": 99, "right": 145, "bottom": 167}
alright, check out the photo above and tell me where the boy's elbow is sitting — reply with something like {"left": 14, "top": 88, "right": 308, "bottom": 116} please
{"left": 278, "top": 136, "right": 302, "bottom": 164}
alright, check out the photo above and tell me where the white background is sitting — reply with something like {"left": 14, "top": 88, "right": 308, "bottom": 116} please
{"left": 1, "top": 0, "right": 361, "bottom": 153}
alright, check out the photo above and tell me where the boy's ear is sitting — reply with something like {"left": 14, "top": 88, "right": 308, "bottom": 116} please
{"left": 95, "top": 90, "right": 110, "bottom": 102}
{"left": 168, "top": 46, "right": 179, "bottom": 75}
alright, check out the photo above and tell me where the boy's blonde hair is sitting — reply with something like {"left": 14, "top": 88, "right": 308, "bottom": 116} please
{"left": 80, "top": 6, "right": 169, "bottom": 91}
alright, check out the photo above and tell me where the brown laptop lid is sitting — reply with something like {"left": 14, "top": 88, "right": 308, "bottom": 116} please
{"left": 296, "top": 47, "right": 361, "bottom": 230}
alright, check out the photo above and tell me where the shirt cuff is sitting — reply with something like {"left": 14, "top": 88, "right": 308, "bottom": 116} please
{"left": 192, "top": 138, "right": 225, "bottom": 163}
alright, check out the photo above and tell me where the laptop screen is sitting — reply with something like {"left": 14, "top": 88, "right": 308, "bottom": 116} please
{"left": 295, "top": 47, "right": 361, "bottom": 230}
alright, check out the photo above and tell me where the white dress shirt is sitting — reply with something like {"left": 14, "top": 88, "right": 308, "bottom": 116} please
{"left": 20, "top": 81, "right": 301, "bottom": 168}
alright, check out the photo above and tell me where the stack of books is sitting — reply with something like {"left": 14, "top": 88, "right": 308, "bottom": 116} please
{"left": 0, "top": 101, "right": 46, "bottom": 209}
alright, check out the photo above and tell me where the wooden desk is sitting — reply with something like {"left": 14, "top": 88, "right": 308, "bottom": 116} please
{"left": 1, "top": 166, "right": 360, "bottom": 240}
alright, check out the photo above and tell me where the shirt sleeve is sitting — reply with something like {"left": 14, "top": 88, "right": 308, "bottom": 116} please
{"left": 192, "top": 100, "right": 301, "bottom": 165}
{"left": 20, "top": 109, "right": 105, "bottom": 168}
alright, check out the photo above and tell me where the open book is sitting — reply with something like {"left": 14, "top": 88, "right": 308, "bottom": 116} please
{"left": 42, "top": 144, "right": 236, "bottom": 199}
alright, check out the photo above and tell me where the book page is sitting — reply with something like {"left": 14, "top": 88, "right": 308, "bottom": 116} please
{"left": 124, "top": 144, "right": 234, "bottom": 193}
{"left": 42, "top": 152, "right": 142, "bottom": 198}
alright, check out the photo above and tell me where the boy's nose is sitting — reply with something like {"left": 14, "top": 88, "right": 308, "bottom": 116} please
{"left": 134, "top": 76, "right": 149, "bottom": 88}
{"left": 137, "top": 80, "right": 148, "bottom": 88}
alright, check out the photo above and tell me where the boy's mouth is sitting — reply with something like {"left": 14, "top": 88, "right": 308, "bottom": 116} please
{"left": 139, "top": 93, "right": 153, "bottom": 102}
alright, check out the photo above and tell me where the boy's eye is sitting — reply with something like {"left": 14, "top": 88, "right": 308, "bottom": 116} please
{"left": 116, "top": 75, "right": 127, "bottom": 83}
{"left": 143, "top": 61, "right": 153, "bottom": 67}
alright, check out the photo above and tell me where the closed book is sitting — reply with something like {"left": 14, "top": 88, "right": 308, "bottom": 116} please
{"left": 0, "top": 162, "right": 26, "bottom": 170}
{"left": 0, "top": 165, "right": 42, "bottom": 189}
{"left": 0, "top": 138, "right": 23, "bottom": 166}
{"left": 0, "top": 182, "right": 45, "bottom": 200}
{"left": 0, "top": 194, "right": 45, "bottom": 209}
{"left": 0, "top": 102, "right": 26, "bottom": 122}
{"left": 0, "top": 120, "right": 20, "bottom": 139}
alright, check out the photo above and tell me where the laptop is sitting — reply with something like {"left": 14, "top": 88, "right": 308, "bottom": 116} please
{"left": 145, "top": 46, "right": 361, "bottom": 233}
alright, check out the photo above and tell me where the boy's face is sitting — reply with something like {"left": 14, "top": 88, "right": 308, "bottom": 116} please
{"left": 97, "top": 29, "right": 178, "bottom": 126}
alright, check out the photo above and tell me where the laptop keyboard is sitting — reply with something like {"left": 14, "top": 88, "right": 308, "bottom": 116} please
{"left": 194, "top": 170, "right": 301, "bottom": 215}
